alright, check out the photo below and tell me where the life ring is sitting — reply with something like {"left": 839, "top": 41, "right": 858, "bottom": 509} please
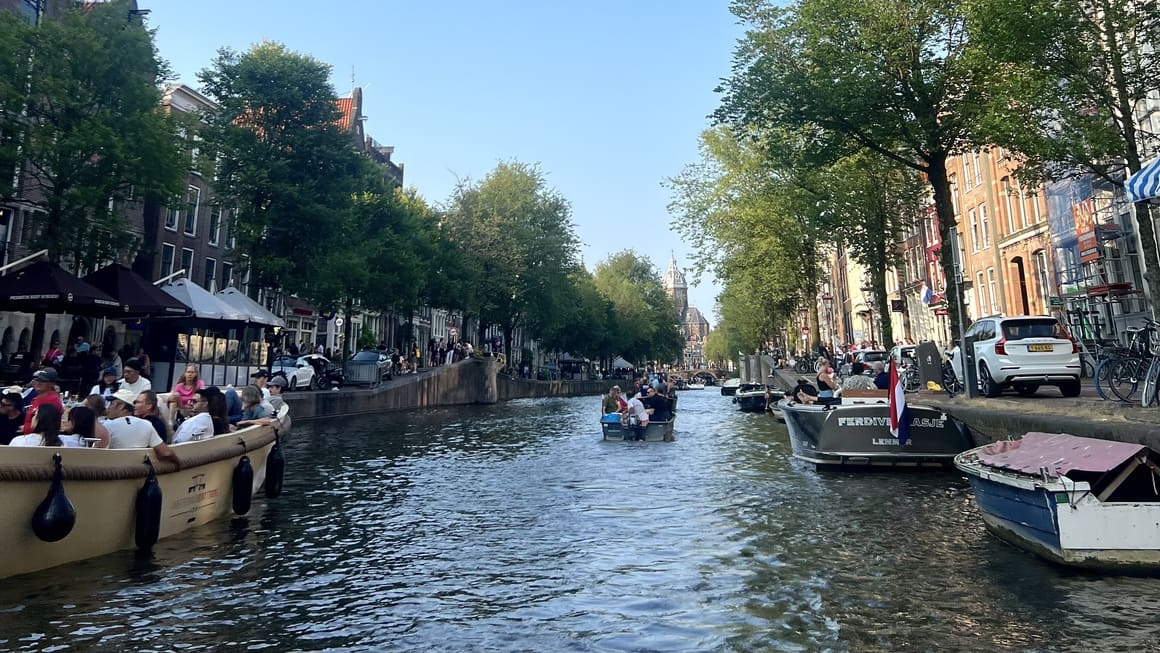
{"left": 32, "top": 453, "right": 76, "bottom": 542}
{"left": 232, "top": 455, "right": 253, "bottom": 515}
{"left": 135, "top": 458, "right": 163, "bottom": 549}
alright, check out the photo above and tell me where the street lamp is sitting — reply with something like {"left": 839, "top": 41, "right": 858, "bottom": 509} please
{"left": 859, "top": 275, "right": 877, "bottom": 346}
{"left": 821, "top": 292, "right": 834, "bottom": 349}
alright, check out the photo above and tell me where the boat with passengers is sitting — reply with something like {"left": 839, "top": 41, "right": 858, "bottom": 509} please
{"left": 778, "top": 389, "right": 974, "bottom": 469}
{"left": 0, "top": 392, "right": 289, "bottom": 579}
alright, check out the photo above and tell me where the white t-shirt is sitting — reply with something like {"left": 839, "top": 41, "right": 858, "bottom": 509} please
{"left": 119, "top": 376, "right": 152, "bottom": 397}
{"left": 104, "top": 416, "right": 162, "bottom": 449}
{"left": 173, "top": 412, "right": 215, "bottom": 444}
{"left": 625, "top": 397, "right": 649, "bottom": 424}
{"left": 9, "top": 434, "right": 83, "bottom": 447}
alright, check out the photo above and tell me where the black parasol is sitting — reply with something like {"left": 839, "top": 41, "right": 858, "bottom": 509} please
{"left": 82, "top": 264, "right": 191, "bottom": 317}
{"left": 0, "top": 261, "right": 125, "bottom": 317}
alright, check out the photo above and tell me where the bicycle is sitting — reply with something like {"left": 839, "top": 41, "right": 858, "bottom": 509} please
{"left": 1105, "top": 320, "right": 1159, "bottom": 403}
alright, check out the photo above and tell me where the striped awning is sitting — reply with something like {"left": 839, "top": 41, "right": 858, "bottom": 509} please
{"left": 1125, "top": 157, "right": 1160, "bottom": 203}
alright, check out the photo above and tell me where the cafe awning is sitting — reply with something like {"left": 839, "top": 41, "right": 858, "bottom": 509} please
{"left": 161, "top": 278, "right": 246, "bottom": 322}
{"left": 216, "top": 287, "right": 284, "bottom": 328}
{"left": 83, "top": 264, "right": 191, "bottom": 317}
{"left": 0, "top": 261, "right": 125, "bottom": 317}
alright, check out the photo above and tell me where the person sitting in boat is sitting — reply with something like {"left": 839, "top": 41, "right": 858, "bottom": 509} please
{"left": 239, "top": 385, "right": 269, "bottom": 422}
{"left": 9, "top": 404, "right": 82, "bottom": 447}
{"left": 104, "top": 389, "right": 178, "bottom": 462}
{"left": 89, "top": 367, "right": 120, "bottom": 404}
{"left": 23, "top": 368, "right": 63, "bottom": 435}
{"left": 0, "top": 390, "right": 25, "bottom": 445}
{"left": 841, "top": 363, "right": 877, "bottom": 391}
{"left": 266, "top": 375, "right": 288, "bottom": 412}
{"left": 815, "top": 359, "right": 839, "bottom": 399}
{"left": 641, "top": 386, "right": 672, "bottom": 422}
{"left": 173, "top": 388, "right": 231, "bottom": 443}
{"left": 134, "top": 390, "right": 171, "bottom": 444}
{"left": 620, "top": 392, "right": 650, "bottom": 429}
{"left": 168, "top": 365, "right": 205, "bottom": 417}
{"left": 63, "top": 405, "right": 107, "bottom": 448}
{"left": 872, "top": 361, "right": 890, "bottom": 390}
{"left": 602, "top": 385, "right": 626, "bottom": 414}
{"left": 793, "top": 379, "right": 820, "bottom": 405}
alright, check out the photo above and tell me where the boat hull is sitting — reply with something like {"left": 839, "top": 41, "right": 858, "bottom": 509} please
{"left": 956, "top": 449, "right": 1160, "bottom": 571}
{"left": 734, "top": 390, "right": 768, "bottom": 412}
{"left": 601, "top": 419, "right": 675, "bottom": 442}
{"left": 0, "top": 411, "right": 288, "bottom": 579}
{"left": 779, "top": 399, "right": 973, "bottom": 469}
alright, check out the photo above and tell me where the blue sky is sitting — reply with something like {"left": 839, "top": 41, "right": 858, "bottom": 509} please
{"left": 140, "top": 1, "right": 739, "bottom": 320}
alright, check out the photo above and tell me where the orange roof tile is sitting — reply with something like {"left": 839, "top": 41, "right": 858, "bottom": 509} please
{"left": 335, "top": 97, "right": 354, "bottom": 132}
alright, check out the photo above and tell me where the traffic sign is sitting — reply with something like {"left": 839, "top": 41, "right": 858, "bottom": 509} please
{"left": 335, "top": 317, "right": 344, "bottom": 328}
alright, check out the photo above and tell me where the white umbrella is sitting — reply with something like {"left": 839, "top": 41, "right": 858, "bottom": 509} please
{"left": 216, "top": 287, "right": 285, "bottom": 327}
{"left": 161, "top": 278, "right": 246, "bottom": 321}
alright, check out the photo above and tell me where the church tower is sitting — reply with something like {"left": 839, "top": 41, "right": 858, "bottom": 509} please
{"left": 663, "top": 254, "right": 688, "bottom": 317}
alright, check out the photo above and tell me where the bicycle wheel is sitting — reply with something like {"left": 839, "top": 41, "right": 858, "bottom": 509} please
{"left": 1093, "top": 357, "right": 1115, "bottom": 401}
{"left": 1143, "top": 357, "right": 1160, "bottom": 408}
{"left": 1108, "top": 357, "right": 1144, "bottom": 403}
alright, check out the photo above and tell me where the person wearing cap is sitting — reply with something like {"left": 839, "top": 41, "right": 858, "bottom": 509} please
{"left": 103, "top": 388, "right": 177, "bottom": 463}
{"left": 23, "top": 368, "right": 63, "bottom": 435}
{"left": 119, "top": 358, "right": 152, "bottom": 397}
{"left": 266, "top": 375, "right": 287, "bottom": 412}
{"left": 89, "top": 367, "right": 120, "bottom": 403}
{"left": 250, "top": 369, "right": 271, "bottom": 400}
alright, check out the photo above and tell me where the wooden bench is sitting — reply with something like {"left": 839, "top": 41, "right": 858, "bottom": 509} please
{"left": 840, "top": 388, "right": 889, "bottom": 399}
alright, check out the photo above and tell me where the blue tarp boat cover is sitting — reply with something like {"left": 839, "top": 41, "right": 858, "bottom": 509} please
{"left": 977, "top": 432, "right": 1148, "bottom": 477}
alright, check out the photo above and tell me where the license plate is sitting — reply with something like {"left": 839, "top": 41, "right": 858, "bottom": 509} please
{"left": 1028, "top": 344, "right": 1053, "bottom": 352}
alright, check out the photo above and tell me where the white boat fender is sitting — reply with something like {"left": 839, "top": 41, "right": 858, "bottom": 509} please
{"left": 135, "top": 458, "right": 163, "bottom": 550}
{"left": 265, "top": 429, "right": 285, "bottom": 499}
{"left": 232, "top": 455, "right": 254, "bottom": 516}
{"left": 31, "top": 453, "right": 76, "bottom": 542}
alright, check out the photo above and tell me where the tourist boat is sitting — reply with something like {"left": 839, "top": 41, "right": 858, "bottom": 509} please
{"left": 720, "top": 378, "right": 741, "bottom": 396}
{"left": 600, "top": 416, "right": 676, "bottom": 442}
{"left": 733, "top": 383, "right": 779, "bottom": 412}
{"left": 955, "top": 432, "right": 1160, "bottom": 571}
{"left": 0, "top": 401, "right": 290, "bottom": 579}
{"left": 778, "top": 390, "right": 974, "bottom": 469}
{"left": 686, "top": 382, "right": 706, "bottom": 390}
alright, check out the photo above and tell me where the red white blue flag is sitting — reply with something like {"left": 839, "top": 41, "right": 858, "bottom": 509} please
{"left": 889, "top": 361, "right": 910, "bottom": 446}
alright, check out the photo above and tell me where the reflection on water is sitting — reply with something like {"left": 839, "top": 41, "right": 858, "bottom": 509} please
{"left": 0, "top": 392, "right": 1158, "bottom": 652}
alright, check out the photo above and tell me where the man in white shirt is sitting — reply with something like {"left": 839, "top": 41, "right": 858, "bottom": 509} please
{"left": 173, "top": 388, "right": 216, "bottom": 443}
{"left": 104, "top": 389, "right": 178, "bottom": 463}
{"left": 118, "top": 359, "right": 152, "bottom": 396}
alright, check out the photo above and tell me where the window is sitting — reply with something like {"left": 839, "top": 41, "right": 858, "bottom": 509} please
{"left": 1030, "top": 192, "right": 1042, "bottom": 224}
{"left": 949, "top": 174, "right": 959, "bottom": 216}
{"left": 225, "top": 209, "right": 236, "bottom": 250}
{"left": 160, "top": 243, "right": 175, "bottom": 278}
{"left": 183, "top": 186, "right": 200, "bottom": 236}
{"left": 181, "top": 248, "right": 194, "bottom": 279}
{"left": 221, "top": 262, "right": 234, "bottom": 289}
{"left": 165, "top": 202, "right": 179, "bottom": 231}
{"left": 1016, "top": 179, "right": 1029, "bottom": 229}
{"left": 980, "top": 205, "right": 990, "bottom": 248}
{"left": 1032, "top": 250, "right": 1050, "bottom": 301}
{"left": 969, "top": 208, "right": 979, "bottom": 251}
{"left": 1002, "top": 177, "right": 1015, "bottom": 234}
{"left": 972, "top": 151, "right": 982, "bottom": 186}
{"left": 239, "top": 255, "right": 251, "bottom": 294}
{"left": 189, "top": 134, "right": 201, "bottom": 171}
{"left": 962, "top": 155, "right": 972, "bottom": 190}
{"left": 987, "top": 268, "right": 998, "bottom": 314}
{"left": 203, "top": 258, "right": 217, "bottom": 291}
{"left": 976, "top": 271, "right": 988, "bottom": 315}
{"left": 208, "top": 206, "right": 221, "bottom": 246}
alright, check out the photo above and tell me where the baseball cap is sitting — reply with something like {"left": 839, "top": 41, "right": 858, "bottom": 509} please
{"left": 267, "top": 375, "right": 288, "bottom": 388}
{"left": 123, "top": 358, "right": 143, "bottom": 372}
{"left": 102, "top": 367, "right": 118, "bottom": 377}
{"left": 110, "top": 388, "right": 137, "bottom": 406}
{"left": 251, "top": 369, "right": 269, "bottom": 379}
{"left": 31, "top": 368, "right": 58, "bottom": 383}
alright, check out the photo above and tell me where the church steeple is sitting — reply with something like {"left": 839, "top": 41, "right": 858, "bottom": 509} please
{"left": 663, "top": 253, "right": 688, "bottom": 317}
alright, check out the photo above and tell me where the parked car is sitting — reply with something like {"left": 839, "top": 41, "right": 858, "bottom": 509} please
{"left": 348, "top": 349, "right": 391, "bottom": 384}
{"left": 840, "top": 350, "right": 887, "bottom": 376}
{"left": 950, "top": 315, "right": 1081, "bottom": 398}
{"left": 270, "top": 355, "right": 317, "bottom": 391}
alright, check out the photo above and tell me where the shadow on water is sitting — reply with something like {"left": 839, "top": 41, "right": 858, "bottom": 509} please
{"left": 0, "top": 391, "right": 1158, "bottom": 652}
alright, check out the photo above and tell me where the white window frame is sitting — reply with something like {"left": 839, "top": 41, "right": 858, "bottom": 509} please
{"left": 160, "top": 243, "right": 175, "bottom": 277}
{"left": 1016, "top": 179, "right": 1029, "bottom": 229}
{"left": 987, "top": 268, "right": 998, "bottom": 315}
{"left": 180, "top": 247, "right": 194, "bottom": 280}
{"left": 165, "top": 202, "right": 180, "bottom": 231}
{"left": 969, "top": 208, "right": 979, "bottom": 252}
{"left": 1002, "top": 177, "right": 1015, "bottom": 235}
{"left": 976, "top": 271, "right": 988, "bottom": 316}
{"left": 183, "top": 186, "right": 200, "bottom": 237}
{"left": 203, "top": 257, "right": 217, "bottom": 291}
{"left": 979, "top": 204, "right": 990, "bottom": 248}
{"left": 208, "top": 205, "right": 221, "bottom": 246}
{"left": 972, "top": 151, "right": 982, "bottom": 186}
{"left": 221, "top": 262, "right": 233, "bottom": 289}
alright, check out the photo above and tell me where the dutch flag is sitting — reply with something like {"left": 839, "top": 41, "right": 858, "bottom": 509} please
{"left": 920, "top": 281, "right": 933, "bottom": 306}
{"left": 889, "top": 361, "right": 910, "bottom": 446}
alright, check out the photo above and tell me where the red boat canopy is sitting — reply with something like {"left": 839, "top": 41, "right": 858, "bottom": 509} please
{"left": 977, "top": 432, "right": 1148, "bottom": 478}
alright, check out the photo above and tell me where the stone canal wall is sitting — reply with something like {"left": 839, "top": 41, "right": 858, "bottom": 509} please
{"left": 284, "top": 358, "right": 613, "bottom": 421}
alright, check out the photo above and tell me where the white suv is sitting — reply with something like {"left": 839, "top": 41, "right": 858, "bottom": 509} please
{"left": 951, "top": 315, "right": 1081, "bottom": 398}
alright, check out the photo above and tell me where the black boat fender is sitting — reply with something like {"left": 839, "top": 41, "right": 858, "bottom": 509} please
{"left": 135, "top": 458, "right": 163, "bottom": 549}
{"left": 265, "top": 428, "right": 285, "bottom": 499}
{"left": 32, "top": 453, "right": 76, "bottom": 542}
{"left": 232, "top": 455, "right": 253, "bottom": 515}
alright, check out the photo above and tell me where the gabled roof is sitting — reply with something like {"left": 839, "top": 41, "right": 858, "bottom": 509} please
{"left": 335, "top": 96, "right": 355, "bottom": 131}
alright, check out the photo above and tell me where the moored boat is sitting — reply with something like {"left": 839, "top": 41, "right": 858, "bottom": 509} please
{"left": 955, "top": 433, "right": 1160, "bottom": 571}
{"left": 686, "top": 383, "right": 705, "bottom": 390}
{"left": 779, "top": 390, "right": 974, "bottom": 469}
{"left": 0, "top": 403, "right": 290, "bottom": 579}
{"left": 601, "top": 417, "right": 675, "bottom": 442}
{"left": 720, "top": 378, "right": 741, "bottom": 396}
{"left": 733, "top": 383, "right": 779, "bottom": 412}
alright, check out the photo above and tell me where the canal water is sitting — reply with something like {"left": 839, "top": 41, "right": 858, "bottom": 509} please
{"left": 1, "top": 390, "right": 1158, "bottom": 652}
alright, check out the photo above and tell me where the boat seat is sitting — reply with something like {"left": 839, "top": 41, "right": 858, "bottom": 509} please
{"left": 841, "top": 389, "right": 889, "bottom": 399}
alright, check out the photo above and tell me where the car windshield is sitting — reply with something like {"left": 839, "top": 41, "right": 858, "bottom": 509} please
{"left": 1002, "top": 319, "right": 1067, "bottom": 340}
{"left": 352, "top": 351, "right": 380, "bottom": 362}
{"left": 860, "top": 351, "right": 887, "bottom": 362}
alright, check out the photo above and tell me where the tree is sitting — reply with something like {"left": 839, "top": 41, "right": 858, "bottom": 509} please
{"left": 717, "top": 0, "right": 993, "bottom": 339}
{"left": 0, "top": 1, "right": 184, "bottom": 270}
{"left": 592, "top": 251, "right": 683, "bottom": 364}
{"left": 443, "top": 161, "right": 579, "bottom": 357}
{"left": 537, "top": 268, "right": 617, "bottom": 365}
{"left": 968, "top": 0, "right": 1160, "bottom": 316}
{"left": 198, "top": 42, "right": 367, "bottom": 298}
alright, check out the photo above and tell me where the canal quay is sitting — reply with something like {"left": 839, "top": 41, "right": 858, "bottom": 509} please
{"left": 1, "top": 385, "right": 1159, "bottom": 652}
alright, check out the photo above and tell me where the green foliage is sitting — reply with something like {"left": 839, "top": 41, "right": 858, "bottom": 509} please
{"left": 357, "top": 323, "right": 376, "bottom": 350}
{"left": 198, "top": 42, "right": 367, "bottom": 297}
{"left": 592, "top": 251, "right": 683, "bottom": 364}
{"left": 0, "top": 1, "right": 184, "bottom": 270}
